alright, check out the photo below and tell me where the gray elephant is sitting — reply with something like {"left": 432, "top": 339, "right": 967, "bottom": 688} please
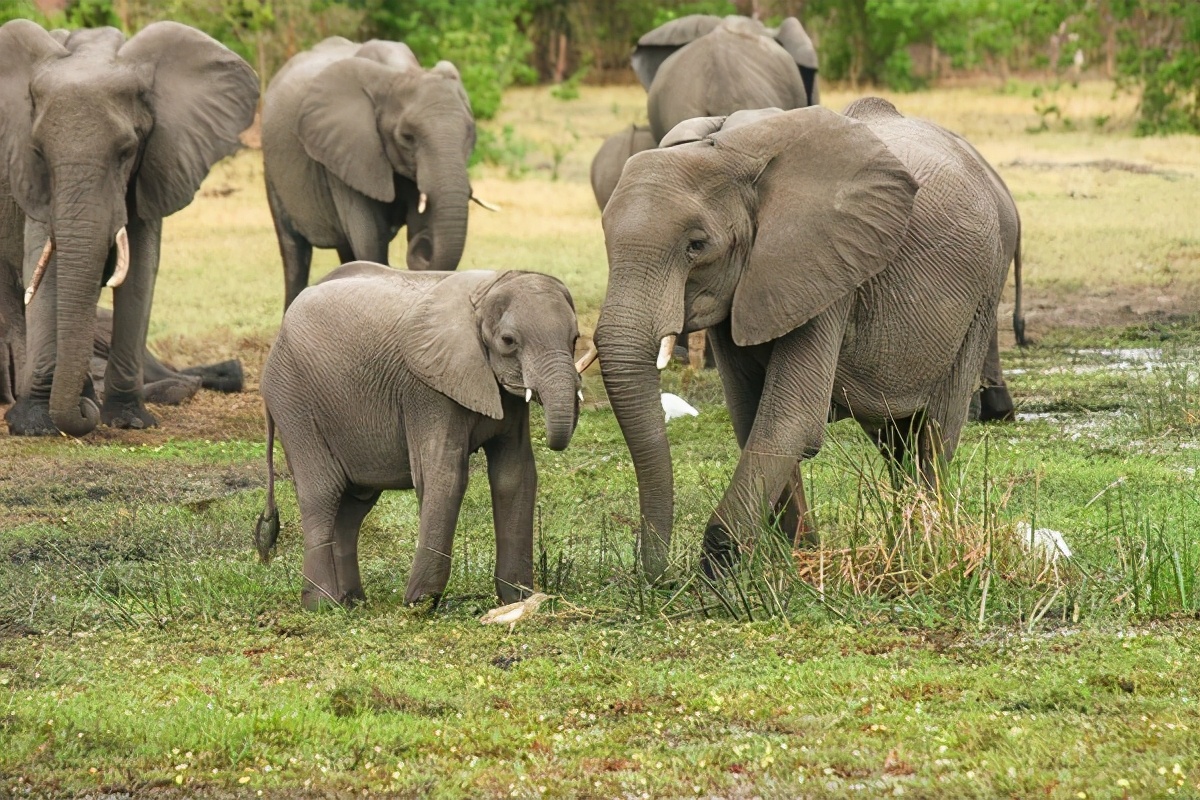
{"left": 254, "top": 263, "right": 587, "bottom": 610}
{"left": 634, "top": 15, "right": 819, "bottom": 142}
{"left": 263, "top": 37, "right": 481, "bottom": 310}
{"left": 590, "top": 125, "right": 657, "bottom": 211}
{"left": 0, "top": 20, "right": 258, "bottom": 437}
{"left": 593, "top": 100, "right": 1010, "bottom": 579}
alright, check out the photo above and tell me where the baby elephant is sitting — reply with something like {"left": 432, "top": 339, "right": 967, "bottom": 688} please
{"left": 255, "top": 263, "right": 588, "bottom": 610}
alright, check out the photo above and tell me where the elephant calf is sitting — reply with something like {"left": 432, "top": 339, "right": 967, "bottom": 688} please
{"left": 255, "top": 263, "right": 587, "bottom": 610}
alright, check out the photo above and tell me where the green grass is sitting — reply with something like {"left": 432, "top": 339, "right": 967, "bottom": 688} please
{"left": 3, "top": 83, "right": 1200, "bottom": 796}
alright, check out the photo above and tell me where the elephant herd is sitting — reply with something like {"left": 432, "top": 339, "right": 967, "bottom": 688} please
{"left": 1, "top": 15, "right": 1029, "bottom": 610}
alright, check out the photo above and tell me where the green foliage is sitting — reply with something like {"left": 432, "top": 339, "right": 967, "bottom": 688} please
{"left": 65, "top": 0, "right": 119, "bottom": 28}
{"left": 472, "top": 124, "right": 532, "bottom": 177}
{"left": 362, "top": 0, "right": 536, "bottom": 120}
{"left": 1113, "top": 0, "right": 1200, "bottom": 134}
{"left": 0, "top": 0, "right": 46, "bottom": 25}
{"left": 650, "top": 0, "right": 735, "bottom": 28}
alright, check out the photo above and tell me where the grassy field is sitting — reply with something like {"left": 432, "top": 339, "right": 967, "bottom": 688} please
{"left": 3, "top": 81, "right": 1200, "bottom": 798}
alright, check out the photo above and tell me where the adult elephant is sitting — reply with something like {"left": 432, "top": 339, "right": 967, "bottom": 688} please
{"left": 0, "top": 20, "right": 257, "bottom": 437}
{"left": 263, "top": 37, "right": 480, "bottom": 310}
{"left": 634, "top": 14, "right": 819, "bottom": 142}
{"left": 590, "top": 125, "right": 656, "bottom": 211}
{"left": 593, "top": 101, "right": 1010, "bottom": 580}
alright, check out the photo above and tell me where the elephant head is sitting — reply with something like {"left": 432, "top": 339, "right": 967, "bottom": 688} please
{"left": 631, "top": 14, "right": 819, "bottom": 104}
{"left": 296, "top": 43, "right": 475, "bottom": 272}
{"left": 397, "top": 271, "right": 582, "bottom": 450}
{"left": 594, "top": 107, "right": 917, "bottom": 578}
{"left": 0, "top": 20, "right": 257, "bottom": 436}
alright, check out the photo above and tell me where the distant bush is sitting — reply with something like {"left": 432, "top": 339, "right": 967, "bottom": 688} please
{"left": 362, "top": 0, "right": 537, "bottom": 121}
{"left": 1114, "top": 0, "right": 1200, "bottom": 135}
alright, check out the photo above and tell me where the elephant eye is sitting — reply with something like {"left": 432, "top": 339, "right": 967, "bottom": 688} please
{"left": 686, "top": 239, "right": 707, "bottom": 255}
{"left": 501, "top": 334, "right": 517, "bottom": 347}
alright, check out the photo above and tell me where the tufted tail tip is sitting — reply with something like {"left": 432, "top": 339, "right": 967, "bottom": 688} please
{"left": 254, "top": 508, "right": 280, "bottom": 564}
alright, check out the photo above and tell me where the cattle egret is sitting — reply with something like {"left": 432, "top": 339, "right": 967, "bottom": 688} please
{"left": 661, "top": 392, "right": 699, "bottom": 422}
{"left": 480, "top": 592, "right": 550, "bottom": 632}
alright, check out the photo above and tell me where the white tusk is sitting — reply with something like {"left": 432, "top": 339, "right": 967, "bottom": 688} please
{"left": 525, "top": 388, "right": 532, "bottom": 403}
{"left": 470, "top": 194, "right": 501, "bottom": 212}
{"left": 577, "top": 389, "right": 584, "bottom": 403}
{"left": 417, "top": 192, "right": 427, "bottom": 214}
{"left": 106, "top": 227, "right": 129, "bottom": 288}
{"left": 656, "top": 334, "right": 677, "bottom": 370}
{"left": 24, "top": 238, "right": 54, "bottom": 306}
{"left": 574, "top": 341, "right": 598, "bottom": 374}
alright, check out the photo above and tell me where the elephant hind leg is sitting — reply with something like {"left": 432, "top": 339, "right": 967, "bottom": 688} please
{"left": 867, "top": 413, "right": 942, "bottom": 491}
{"left": 299, "top": 485, "right": 379, "bottom": 611}
{"left": 977, "top": 329, "right": 1016, "bottom": 422}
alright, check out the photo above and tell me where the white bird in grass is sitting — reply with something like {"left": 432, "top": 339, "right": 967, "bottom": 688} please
{"left": 661, "top": 392, "right": 699, "bottom": 422}
{"left": 479, "top": 592, "right": 550, "bottom": 632}
{"left": 1017, "top": 522, "right": 1073, "bottom": 562}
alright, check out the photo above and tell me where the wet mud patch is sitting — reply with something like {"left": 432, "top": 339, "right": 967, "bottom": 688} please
{"left": 0, "top": 455, "right": 264, "bottom": 529}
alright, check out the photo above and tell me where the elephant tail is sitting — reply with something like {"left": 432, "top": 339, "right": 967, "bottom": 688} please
{"left": 1012, "top": 213, "right": 1027, "bottom": 347}
{"left": 254, "top": 408, "right": 281, "bottom": 564}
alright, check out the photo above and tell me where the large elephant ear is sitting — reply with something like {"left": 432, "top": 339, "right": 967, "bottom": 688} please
{"left": 773, "top": 18, "right": 819, "bottom": 105}
{"left": 397, "top": 272, "right": 504, "bottom": 420}
{"left": 119, "top": 21, "right": 259, "bottom": 220}
{"left": 296, "top": 56, "right": 397, "bottom": 202}
{"left": 661, "top": 108, "right": 784, "bottom": 148}
{"left": 0, "top": 20, "right": 68, "bottom": 222}
{"left": 660, "top": 115, "right": 725, "bottom": 148}
{"left": 631, "top": 14, "right": 723, "bottom": 90}
{"left": 716, "top": 107, "right": 918, "bottom": 347}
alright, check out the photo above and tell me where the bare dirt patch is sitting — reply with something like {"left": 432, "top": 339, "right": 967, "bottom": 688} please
{"left": 1001, "top": 158, "right": 1186, "bottom": 177}
{"left": 1008, "top": 283, "right": 1200, "bottom": 344}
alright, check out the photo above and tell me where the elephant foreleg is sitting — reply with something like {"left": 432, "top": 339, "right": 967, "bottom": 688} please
{"left": 484, "top": 411, "right": 537, "bottom": 604}
{"left": 709, "top": 321, "right": 813, "bottom": 547}
{"left": 329, "top": 177, "right": 392, "bottom": 266}
{"left": 404, "top": 404, "right": 471, "bottom": 605}
{"left": 5, "top": 218, "right": 58, "bottom": 435}
{"left": 703, "top": 301, "right": 849, "bottom": 574}
{"left": 102, "top": 216, "right": 160, "bottom": 430}
{"left": 266, "top": 181, "right": 317, "bottom": 311}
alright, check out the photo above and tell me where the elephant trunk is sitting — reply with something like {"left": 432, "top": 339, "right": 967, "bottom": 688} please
{"left": 416, "top": 147, "right": 470, "bottom": 272}
{"left": 48, "top": 215, "right": 110, "bottom": 437}
{"left": 527, "top": 352, "right": 579, "bottom": 452}
{"left": 594, "top": 317, "right": 674, "bottom": 580}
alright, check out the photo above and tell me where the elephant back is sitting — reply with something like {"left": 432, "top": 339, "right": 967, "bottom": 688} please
{"left": 647, "top": 22, "right": 808, "bottom": 142}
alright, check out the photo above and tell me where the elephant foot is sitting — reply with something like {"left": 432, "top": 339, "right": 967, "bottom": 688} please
{"left": 301, "top": 585, "right": 365, "bottom": 612}
{"left": 978, "top": 386, "right": 1016, "bottom": 423}
{"left": 4, "top": 394, "right": 57, "bottom": 436}
{"left": 100, "top": 392, "right": 159, "bottom": 430}
{"left": 142, "top": 376, "right": 201, "bottom": 406}
{"left": 181, "top": 359, "right": 245, "bottom": 393}
{"left": 700, "top": 523, "right": 739, "bottom": 580}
